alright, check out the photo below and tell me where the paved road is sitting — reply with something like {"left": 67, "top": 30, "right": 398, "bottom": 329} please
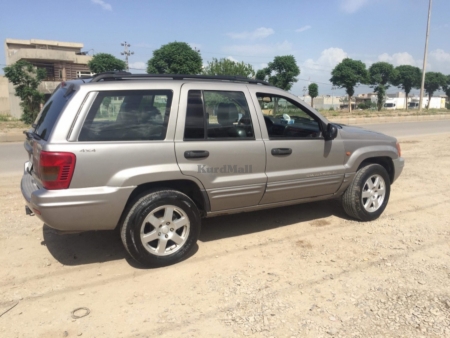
{"left": 1, "top": 120, "right": 449, "bottom": 176}
{"left": 358, "top": 120, "right": 450, "bottom": 138}
{"left": 0, "top": 142, "right": 27, "bottom": 176}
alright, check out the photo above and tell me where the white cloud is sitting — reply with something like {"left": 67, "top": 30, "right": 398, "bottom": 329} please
{"left": 91, "top": 0, "right": 112, "bottom": 11}
{"left": 226, "top": 56, "right": 238, "bottom": 62}
{"left": 376, "top": 49, "right": 450, "bottom": 73}
{"left": 227, "top": 27, "right": 274, "bottom": 40}
{"left": 377, "top": 52, "right": 417, "bottom": 66}
{"left": 429, "top": 49, "right": 450, "bottom": 63}
{"left": 340, "top": 0, "right": 369, "bottom": 13}
{"left": 295, "top": 48, "right": 348, "bottom": 94}
{"left": 128, "top": 61, "right": 146, "bottom": 70}
{"left": 302, "top": 48, "right": 348, "bottom": 72}
{"left": 222, "top": 40, "right": 293, "bottom": 56}
{"left": 296, "top": 25, "right": 311, "bottom": 33}
{"left": 429, "top": 49, "right": 450, "bottom": 73}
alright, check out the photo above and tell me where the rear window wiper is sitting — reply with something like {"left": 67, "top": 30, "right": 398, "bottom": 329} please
{"left": 23, "top": 130, "right": 42, "bottom": 141}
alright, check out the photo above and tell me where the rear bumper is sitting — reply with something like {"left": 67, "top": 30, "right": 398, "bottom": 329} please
{"left": 21, "top": 164, "right": 134, "bottom": 231}
{"left": 392, "top": 157, "right": 405, "bottom": 183}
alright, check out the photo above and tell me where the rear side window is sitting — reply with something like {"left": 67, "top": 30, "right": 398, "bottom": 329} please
{"left": 184, "top": 90, "right": 254, "bottom": 140}
{"left": 79, "top": 90, "right": 173, "bottom": 141}
{"left": 34, "top": 84, "right": 74, "bottom": 140}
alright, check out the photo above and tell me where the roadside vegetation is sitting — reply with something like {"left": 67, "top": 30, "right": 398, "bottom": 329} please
{"left": 0, "top": 115, "right": 30, "bottom": 131}
{"left": 3, "top": 40, "right": 450, "bottom": 122}
{"left": 321, "top": 108, "right": 450, "bottom": 119}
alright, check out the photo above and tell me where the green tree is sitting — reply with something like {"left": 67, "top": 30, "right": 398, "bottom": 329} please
{"left": 442, "top": 75, "right": 450, "bottom": 108}
{"left": 424, "top": 72, "right": 447, "bottom": 109}
{"left": 330, "top": 58, "right": 368, "bottom": 112}
{"left": 308, "top": 83, "right": 318, "bottom": 108}
{"left": 255, "top": 69, "right": 267, "bottom": 81}
{"left": 202, "top": 58, "right": 255, "bottom": 77}
{"left": 368, "top": 62, "right": 396, "bottom": 111}
{"left": 256, "top": 55, "right": 300, "bottom": 91}
{"left": 88, "top": 53, "right": 126, "bottom": 74}
{"left": 147, "top": 42, "right": 202, "bottom": 75}
{"left": 391, "top": 65, "right": 421, "bottom": 110}
{"left": 3, "top": 60, "right": 46, "bottom": 124}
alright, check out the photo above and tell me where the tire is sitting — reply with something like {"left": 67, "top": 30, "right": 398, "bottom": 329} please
{"left": 120, "top": 189, "right": 201, "bottom": 266}
{"left": 342, "top": 164, "right": 391, "bottom": 221}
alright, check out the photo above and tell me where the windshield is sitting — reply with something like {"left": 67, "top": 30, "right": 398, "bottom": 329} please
{"left": 33, "top": 83, "right": 75, "bottom": 140}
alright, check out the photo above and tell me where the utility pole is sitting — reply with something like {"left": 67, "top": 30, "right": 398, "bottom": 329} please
{"left": 121, "top": 41, "right": 134, "bottom": 71}
{"left": 419, "top": 0, "right": 432, "bottom": 112}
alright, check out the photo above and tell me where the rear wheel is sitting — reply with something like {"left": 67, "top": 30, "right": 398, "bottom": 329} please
{"left": 342, "top": 164, "right": 391, "bottom": 221}
{"left": 121, "top": 189, "right": 201, "bottom": 266}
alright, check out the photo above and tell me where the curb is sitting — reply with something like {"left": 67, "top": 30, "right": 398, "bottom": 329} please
{"left": 0, "top": 131, "right": 24, "bottom": 143}
{"left": 1, "top": 114, "right": 450, "bottom": 143}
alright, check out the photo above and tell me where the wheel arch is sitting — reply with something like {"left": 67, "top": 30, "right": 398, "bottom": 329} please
{"left": 357, "top": 157, "right": 395, "bottom": 183}
{"left": 346, "top": 146, "right": 398, "bottom": 184}
{"left": 116, "top": 179, "right": 210, "bottom": 230}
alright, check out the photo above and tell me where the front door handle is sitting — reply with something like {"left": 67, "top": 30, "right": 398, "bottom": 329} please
{"left": 184, "top": 150, "right": 210, "bottom": 159}
{"left": 271, "top": 148, "right": 292, "bottom": 156}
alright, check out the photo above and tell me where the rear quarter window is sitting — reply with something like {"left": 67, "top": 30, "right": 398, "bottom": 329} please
{"left": 34, "top": 84, "right": 74, "bottom": 141}
{"left": 78, "top": 90, "right": 173, "bottom": 142}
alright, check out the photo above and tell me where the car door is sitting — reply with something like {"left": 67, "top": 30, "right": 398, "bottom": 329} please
{"left": 174, "top": 83, "right": 267, "bottom": 212}
{"left": 248, "top": 89, "right": 346, "bottom": 205}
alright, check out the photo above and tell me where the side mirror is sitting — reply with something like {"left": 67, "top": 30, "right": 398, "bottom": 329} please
{"left": 324, "top": 123, "right": 338, "bottom": 140}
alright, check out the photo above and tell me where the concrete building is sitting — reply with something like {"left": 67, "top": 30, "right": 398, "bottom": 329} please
{"left": 299, "top": 95, "right": 341, "bottom": 110}
{"left": 0, "top": 76, "right": 10, "bottom": 115}
{"left": 4, "top": 38, "right": 93, "bottom": 118}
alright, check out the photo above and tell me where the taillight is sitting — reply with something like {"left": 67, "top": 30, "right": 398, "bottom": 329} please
{"left": 39, "top": 151, "right": 76, "bottom": 190}
{"left": 396, "top": 142, "right": 401, "bottom": 157}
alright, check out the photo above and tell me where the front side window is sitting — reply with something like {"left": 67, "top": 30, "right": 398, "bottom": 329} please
{"left": 184, "top": 90, "right": 254, "bottom": 140}
{"left": 79, "top": 90, "right": 172, "bottom": 141}
{"left": 256, "top": 93, "right": 322, "bottom": 139}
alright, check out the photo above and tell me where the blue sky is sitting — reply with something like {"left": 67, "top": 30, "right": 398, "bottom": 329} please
{"left": 1, "top": 0, "right": 449, "bottom": 96}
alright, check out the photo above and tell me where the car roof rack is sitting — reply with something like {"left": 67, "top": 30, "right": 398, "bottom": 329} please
{"left": 90, "top": 71, "right": 270, "bottom": 85}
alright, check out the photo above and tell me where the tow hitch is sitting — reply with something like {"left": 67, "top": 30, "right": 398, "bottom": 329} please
{"left": 25, "top": 206, "right": 34, "bottom": 216}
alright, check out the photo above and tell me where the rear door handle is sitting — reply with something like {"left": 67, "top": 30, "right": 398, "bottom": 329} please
{"left": 184, "top": 150, "right": 210, "bottom": 159}
{"left": 271, "top": 148, "right": 292, "bottom": 156}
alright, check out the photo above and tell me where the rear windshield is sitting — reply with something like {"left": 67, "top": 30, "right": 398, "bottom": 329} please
{"left": 33, "top": 84, "right": 75, "bottom": 140}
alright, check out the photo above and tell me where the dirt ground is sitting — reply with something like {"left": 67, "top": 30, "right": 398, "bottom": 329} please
{"left": 1, "top": 133, "right": 449, "bottom": 338}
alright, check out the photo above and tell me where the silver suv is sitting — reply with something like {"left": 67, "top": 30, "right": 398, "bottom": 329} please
{"left": 21, "top": 72, "right": 404, "bottom": 266}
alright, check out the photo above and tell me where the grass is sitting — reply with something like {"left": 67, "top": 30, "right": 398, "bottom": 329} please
{"left": 0, "top": 115, "right": 30, "bottom": 131}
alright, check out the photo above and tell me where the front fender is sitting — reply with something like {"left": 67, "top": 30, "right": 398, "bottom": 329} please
{"left": 345, "top": 145, "right": 399, "bottom": 172}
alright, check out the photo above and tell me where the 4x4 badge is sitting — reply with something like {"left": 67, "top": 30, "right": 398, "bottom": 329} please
{"left": 80, "top": 149, "right": 96, "bottom": 153}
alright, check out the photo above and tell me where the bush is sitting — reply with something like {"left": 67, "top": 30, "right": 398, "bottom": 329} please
{"left": 329, "top": 107, "right": 335, "bottom": 111}
{"left": 358, "top": 102, "right": 372, "bottom": 110}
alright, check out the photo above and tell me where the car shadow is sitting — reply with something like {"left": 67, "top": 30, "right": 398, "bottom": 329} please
{"left": 42, "top": 225, "right": 199, "bottom": 268}
{"left": 42, "top": 225, "right": 126, "bottom": 266}
{"left": 42, "top": 199, "right": 351, "bottom": 267}
{"left": 199, "top": 199, "right": 351, "bottom": 242}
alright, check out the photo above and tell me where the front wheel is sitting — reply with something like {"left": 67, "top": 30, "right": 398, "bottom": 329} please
{"left": 342, "top": 164, "right": 391, "bottom": 221}
{"left": 121, "top": 189, "right": 201, "bottom": 266}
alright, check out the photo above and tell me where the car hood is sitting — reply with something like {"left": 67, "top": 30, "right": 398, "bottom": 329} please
{"left": 337, "top": 124, "right": 396, "bottom": 142}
